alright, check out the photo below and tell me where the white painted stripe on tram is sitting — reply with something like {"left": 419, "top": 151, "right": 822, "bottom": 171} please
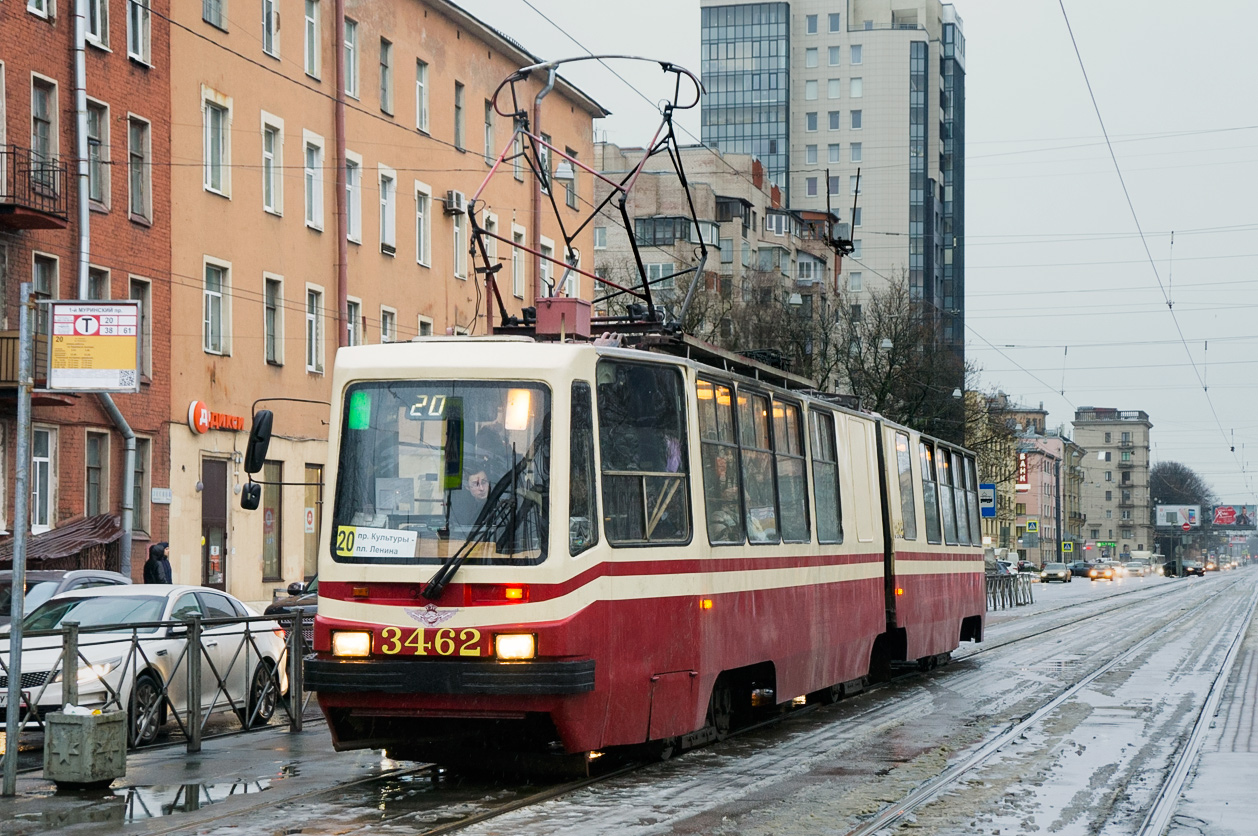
{"left": 320, "top": 560, "right": 888, "bottom": 629}
{"left": 894, "top": 559, "right": 986, "bottom": 575}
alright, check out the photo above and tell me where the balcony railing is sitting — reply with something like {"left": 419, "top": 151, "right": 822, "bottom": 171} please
{"left": 0, "top": 145, "right": 70, "bottom": 229}
{"left": 0, "top": 331, "right": 48, "bottom": 388}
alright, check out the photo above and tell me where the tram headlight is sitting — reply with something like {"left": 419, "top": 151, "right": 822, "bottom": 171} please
{"left": 331, "top": 630, "right": 372, "bottom": 657}
{"left": 494, "top": 633, "right": 536, "bottom": 661}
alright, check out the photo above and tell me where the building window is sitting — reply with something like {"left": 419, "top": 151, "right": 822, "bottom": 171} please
{"left": 484, "top": 100, "right": 495, "bottom": 164}
{"left": 379, "top": 169, "right": 396, "bottom": 254}
{"left": 454, "top": 81, "right": 465, "bottom": 149}
{"left": 129, "top": 278, "right": 152, "bottom": 376}
{"left": 828, "top": 143, "right": 841, "bottom": 163}
{"left": 31, "top": 79, "right": 57, "bottom": 187}
{"left": 805, "top": 48, "right": 818, "bottom": 68}
{"left": 380, "top": 307, "right": 395, "bottom": 343}
{"left": 852, "top": 207, "right": 862, "bottom": 226}
{"left": 33, "top": 254, "right": 56, "bottom": 336}
{"left": 828, "top": 79, "right": 841, "bottom": 99}
{"left": 304, "top": 133, "right": 323, "bottom": 229}
{"left": 593, "top": 227, "right": 607, "bottom": 249}
{"left": 805, "top": 80, "right": 818, "bottom": 100}
{"left": 453, "top": 212, "right": 467, "bottom": 279}
{"left": 829, "top": 111, "right": 841, "bottom": 130}
{"left": 541, "top": 241, "right": 556, "bottom": 292}
{"left": 203, "top": 0, "right": 225, "bottom": 29}
{"left": 805, "top": 144, "right": 817, "bottom": 164}
{"left": 85, "top": 432, "right": 108, "bottom": 517}
{"left": 565, "top": 147, "right": 579, "bottom": 210}
{"left": 415, "top": 185, "right": 430, "bottom": 266}
{"left": 829, "top": 12, "right": 841, "bottom": 32}
{"left": 805, "top": 112, "right": 817, "bottom": 132}
{"left": 87, "top": 101, "right": 109, "bottom": 206}
{"left": 32, "top": 428, "right": 55, "bottom": 534}
{"left": 512, "top": 227, "right": 525, "bottom": 297}
{"left": 264, "top": 276, "right": 282, "bottom": 364}
{"left": 345, "top": 155, "right": 361, "bottom": 241}
{"left": 346, "top": 299, "right": 361, "bottom": 346}
{"left": 379, "top": 38, "right": 393, "bottom": 114}
{"left": 828, "top": 46, "right": 840, "bottom": 66}
{"left": 304, "top": 0, "right": 319, "bottom": 77}
{"left": 133, "top": 437, "right": 151, "bottom": 534}
{"left": 262, "top": 461, "right": 283, "bottom": 581}
{"left": 203, "top": 262, "right": 228, "bottom": 354}
{"left": 262, "top": 0, "right": 278, "bottom": 56}
{"left": 849, "top": 272, "right": 862, "bottom": 291}
{"left": 203, "top": 98, "right": 229, "bottom": 194}
{"left": 513, "top": 133, "right": 523, "bottom": 180}
{"left": 805, "top": 14, "right": 817, "bottom": 34}
{"left": 306, "top": 288, "right": 323, "bottom": 372}
{"left": 850, "top": 44, "right": 863, "bottom": 64}
{"left": 28, "top": 0, "right": 51, "bottom": 19}
{"left": 1121, "top": 431, "right": 1131, "bottom": 443}
{"left": 87, "top": 0, "right": 109, "bottom": 47}
{"left": 1105, "top": 471, "right": 1112, "bottom": 481}
{"left": 344, "top": 18, "right": 359, "bottom": 97}
{"left": 128, "top": 0, "right": 152, "bottom": 63}
{"left": 850, "top": 78, "right": 863, "bottom": 98}
{"left": 415, "top": 60, "right": 429, "bottom": 132}
{"left": 417, "top": 315, "right": 433, "bottom": 336}
{"left": 87, "top": 266, "right": 109, "bottom": 299}
{"left": 828, "top": 176, "right": 840, "bottom": 195}
{"left": 850, "top": 175, "right": 861, "bottom": 195}
{"left": 805, "top": 177, "right": 817, "bottom": 197}
{"left": 1104, "top": 432, "right": 1111, "bottom": 442}
{"left": 850, "top": 142, "right": 862, "bottom": 163}
{"left": 851, "top": 110, "right": 862, "bottom": 129}
{"left": 262, "top": 119, "right": 281, "bottom": 214}
{"left": 852, "top": 239, "right": 862, "bottom": 258}
{"left": 128, "top": 117, "right": 151, "bottom": 220}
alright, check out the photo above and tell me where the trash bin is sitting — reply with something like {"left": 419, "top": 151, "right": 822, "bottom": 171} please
{"left": 43, "top": 710, "right": 127, "bottom": 788}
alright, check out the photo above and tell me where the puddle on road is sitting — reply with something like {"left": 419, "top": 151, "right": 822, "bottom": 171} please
{"left": 1023, "top": 659, "right": 1083, "bottom": 674}
{"left": 19, "top": 779, "right": 274, "bottom": 831}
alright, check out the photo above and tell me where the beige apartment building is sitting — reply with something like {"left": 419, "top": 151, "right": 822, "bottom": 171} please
{"left": 166, "top": 0, "right": 604, "bottom": 604}
{"left": 1073, "top": 408, "right": 1153, "bottom": 560}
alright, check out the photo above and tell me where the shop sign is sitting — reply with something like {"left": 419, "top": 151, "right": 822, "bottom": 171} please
{"left": 187, "top": 400, "right": 247, "bottom": 434}
{"left": 1015, "top": 452, "right": 1029, "bottom": 492}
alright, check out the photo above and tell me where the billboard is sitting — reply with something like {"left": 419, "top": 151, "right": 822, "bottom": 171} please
{"left": 1212, "top": 505, "right": 1256, "bottom": 529}
{"left": 1155, "top": 505, "right": 1199, "bottom": 528}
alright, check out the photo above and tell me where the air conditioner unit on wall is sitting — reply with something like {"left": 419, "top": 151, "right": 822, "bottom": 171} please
{"left": 444, "top": 190, "right": 467, "bottom": 215}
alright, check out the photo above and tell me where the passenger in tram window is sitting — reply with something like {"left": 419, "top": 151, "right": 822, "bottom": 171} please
{"left": 705, "top": 448, "right": 743, "bottom": 542}
{"left": 447, "top": 452, "right": 500, "bottom": 529}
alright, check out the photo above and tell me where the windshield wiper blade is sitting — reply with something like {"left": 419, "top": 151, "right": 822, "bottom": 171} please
{"left": 423, "top": 462, "right": 527, "bottom": 600}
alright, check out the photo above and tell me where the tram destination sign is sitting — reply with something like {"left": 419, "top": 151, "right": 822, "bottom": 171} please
{"left": 44, "top": 301, "right": 141, "bottom": 393}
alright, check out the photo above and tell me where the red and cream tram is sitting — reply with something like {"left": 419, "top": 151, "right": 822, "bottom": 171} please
{"left": 264, "top": 335, "right": 984, "bottom": 764}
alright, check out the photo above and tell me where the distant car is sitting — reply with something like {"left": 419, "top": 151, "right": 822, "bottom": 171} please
{"left": 1040, "top": 563, "right": 1072, "bottom": 583}
{"left": 1125, "top": 559, "right": 1150, "bottom": 577}
{"left": 0, "top": 569, "right": 131, "bottom": 626}
{"left": 1184, "top": 561, "right": 1205, "bottom": 577}
{"left": 3, "top": 585, "right": 289, "bottom": 746}
{"left": 264, "top": 576, "right": 317, "bottom": 645}
{"left": 1068, "top": 561, "right": 1094, "bottom": 577}
{"left": 1204, "top": 558, "right": 1219, "bottom": 572}
{"left": 1089, "top": 563, "right": 1116, "bottom": 581}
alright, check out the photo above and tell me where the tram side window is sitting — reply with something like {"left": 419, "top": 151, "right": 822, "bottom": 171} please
{"left": 896, "top": 432, "right": 917, "bottom": 540}
{"left": 739, "top": 391, "right": 779, "bottom": 543}
{"left": 965, "top": 456, "right": 981, "bottom": 544}
{"left": 811, "top": 410, "right": 843, "bottom": 544}
{"left": 597, "top": 360, "right": 690, "bottom": 545}
{"left": 949, "top": 451, "right": 971, "bottom": 544}
{"left": 570, "top": 381, "right": 598, "bottom": 555}
{"left": 919, "top": 441, "right": 943, "bottom": 545}
{"left": 698, "top": 379, "right": 744, "bottom": 545}
{"left": 774, "top": 400, "right": 809, "bottom": 542}
{"left": 938, "top": 449, "right": 959, "bottom": 545}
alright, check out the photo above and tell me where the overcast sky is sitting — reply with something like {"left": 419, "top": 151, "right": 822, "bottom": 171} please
{"left": 457, "top": 0, "right": 1258, "bottom": 503}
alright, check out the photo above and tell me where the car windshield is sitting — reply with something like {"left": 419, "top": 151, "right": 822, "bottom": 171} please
{"left": 0, "top": 581, "right": 60, "bottom": 618}
{"left": 1045, "top": 564, "right": 1066, "bottom": 570}
{"left": 23, "top": 595, "right": 167, "bottom": 633}
{"left": 332, "top": 380, "right": 551, "bottom": 566}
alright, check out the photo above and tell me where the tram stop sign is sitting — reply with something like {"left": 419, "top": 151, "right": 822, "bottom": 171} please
{"left": 46, "top": 301, "right": 141, "bottom": 392}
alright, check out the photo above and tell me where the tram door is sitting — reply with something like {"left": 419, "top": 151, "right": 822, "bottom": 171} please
{"left": 201, "top": 459, "right": 228, "bottom": 590}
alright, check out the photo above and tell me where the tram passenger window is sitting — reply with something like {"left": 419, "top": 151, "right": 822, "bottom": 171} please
{"left": 896, "top": 432, "right": 917, "bottom": 540}
{"left": 569, "top": 381, "right": 598, "bottom": 555}
{"left": 919, "top": 442, "right": 942, "bottom": 545}
{"left": 965, "top": 456, "right": 981, "bottom": 543}
{"left": 774, "top": 400, "right": 809, "bottom": 542}
{"left": 938, "top": 449, "right": 959, "bottom": 545}
{"left": 698, "top": 379, "right": 744, "bottom": 545}
{"left": 950, "top": 451, "right": 971, "bottom": 545}
{"left": 811, "top": 410, "right": 842, "bottom": 544}
{"left": 739, "top": 392, "right": 779, "bottom": 543}
{"left": 597, "top": 360, "right": 690, "bottom": 545}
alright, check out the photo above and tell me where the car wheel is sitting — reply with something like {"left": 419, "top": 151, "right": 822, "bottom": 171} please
{"left": 239, "top": 662, "right": 279, "bottom": 727}
{"left": 129, "top": 673, "right": 164, "bottom": 747}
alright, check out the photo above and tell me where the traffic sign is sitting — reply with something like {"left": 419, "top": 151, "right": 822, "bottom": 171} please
{"left": 1062, "top": 542, "right": 1074, "bottom": 553}
{"left": 978, "top": 483, "right": 996, "bottom": 518}
{"left": 1182, "top": 522, "right": 1191, "bottom": 532}
{"left": 1026, "top": 519, "right": 1039, "bottom": 534}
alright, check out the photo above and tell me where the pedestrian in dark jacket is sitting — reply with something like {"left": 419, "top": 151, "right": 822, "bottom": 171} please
{"left": 143, "top": 541, "right": 172, "bottom": 584}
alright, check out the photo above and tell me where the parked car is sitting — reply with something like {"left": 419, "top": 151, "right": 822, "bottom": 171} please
{"left": 1089, "top": 563, "right": 1116, "bottom": 581}
{"left": 2, "top": 585, "right": 288, "bottom": 745}
{"left": 264, "top": 576, "right": 317, "bottom": 645}
{"left": 1040, "top": 563, "right": 1072, "bottom": 583}
{"left": 1068, "top": 561, "right": 1095, "bottom": 577}
{"left": 0, "top": 569, "right": 131, "bottom": 626}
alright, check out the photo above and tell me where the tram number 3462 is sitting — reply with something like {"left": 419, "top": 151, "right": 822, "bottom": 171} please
{"left": 376, "top": 626, "right": 485, "bottom": 657}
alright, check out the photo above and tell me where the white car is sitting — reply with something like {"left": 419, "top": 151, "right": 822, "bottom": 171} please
{"left": 1, "top": 585, "right": 289, "bottom": 746}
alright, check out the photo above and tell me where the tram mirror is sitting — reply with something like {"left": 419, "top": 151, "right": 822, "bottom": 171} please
{"left": 240, "top": 482, "right": 262, "bottom": 510}
{"left": 243, "top": 410, "right": 274, "bottom": 473}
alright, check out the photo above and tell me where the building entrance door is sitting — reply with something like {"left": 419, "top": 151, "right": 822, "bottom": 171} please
{"left": 201, "top": 459, "right": 228, "bottom": 590}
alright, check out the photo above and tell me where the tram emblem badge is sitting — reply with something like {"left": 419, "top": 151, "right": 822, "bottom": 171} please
{"left": 405, "top": 604, "right": 458, "bottom": 626}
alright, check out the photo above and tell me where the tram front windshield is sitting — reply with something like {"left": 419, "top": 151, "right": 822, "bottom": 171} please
{"left": 332, "top": 381, "right": 551, "bottom": 565}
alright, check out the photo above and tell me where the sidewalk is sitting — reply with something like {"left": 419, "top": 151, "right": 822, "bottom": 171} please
{"left": 2, "top": 721, "right": 394, "bottom": 835}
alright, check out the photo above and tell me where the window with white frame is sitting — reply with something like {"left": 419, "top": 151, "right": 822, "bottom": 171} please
{"left": 132, "top": 437, "right": 151, "bottom": 533}
{"left": 262, "top": 0, "right": 278, "bottom": 57}
{"left": 852, "top": 239, "right": 862, "bottom": 258}
{"left": 512, "top": 226, "right": 525, "bottom": 297}
{"left": 87, "top": 266, "right": 109, "bottom": 299}
{"left": 203, "top": 260, "right": 229, "bottom": 354}
{"left": 379, "top": 167, "right": 396, "bottom": 254}
{"left": 564, "top": 147, "right": 579, "bottom": 210}
{"left": 513, "top": 133, "right": 523, "bottom": 180}
{"left": 828, "top": 175, "right": 840, "bottom": 195}
{"left": 454, "top": 81, "right": 465, "bottom": 149}
{"left": 32, "top": 427, "right": 55, "bottom": 534}
{"left": 484, "top": 100, "right": 494, "bottom": 164}
{"left": 829, "top": 12, "right": 841, "bottom": 31}
{"left": 129, "top": 277, "right": 152, "bottom": 376}
{"left": 850, "top": 78, "right": 863, "bottom": 98}
{"left": 203, "top": 91, "right": 230, "bottom": 195}
{"left": 828, "top": 45, "right": 840, "bottom": 66}
{"left": 28, "top": 0, "right": 50, "bottom": 20}
{"left": 828, "top": 143, "right": 841, "bottom": 163}
{"left": 380, "top": 307, "right": 396, "bottom": 343}
{"left": 851, "top": 109, "right": 862, "bottom": 129}
{"left": 414, "top": 182, "right": 430, "bottom": 265}
{"left": 539, "top": 132, "right": 552, "bottom": 193}
{"left": 128, "top": 116, "right": 151, "bottom": 220}
{"left": 128, "top": 0, "right": 152, "bottom": 63}
{"left": 806, "top": 177, "right": 817, "bottom": 197}
{"left": 828, "top": 78, "right": 841, "bottom": 99}
{"left": 344, "top": 18, "right": 359, "bottom": 97}
{"left": 306, "top": 287, "right": 324, "bottom": 372}
{"left": 483, "top": 214, "right": 498, "bottom": 278}
{"left": 540, "top": 241, "right": 554, "bottom": 293}
{"left": 850, "top": 175, "right": 861, "bottom": 195}
{"left": 647, "top": 262, "right": 674, "bottom": 292}
{"left": 805, "top": 14, "right": 817, "bottom": 34}
{"left": 304, "top": 0, "right": 320, "bottom": 77}
{"left": 453, "top": 212, "right": 467, "bottom": 279}
{"left": 33, "top": 254, "right": 57, "bottom": 339}
{"left": 805, "top": 80, "right": 818, "bottom": 100}
{"left": 805, "top": 144, "right": 817, "bottom": 165}
{"left": 805, "top": 112, "right": 817, "bottom": 132}
{"left": 829, "top": 110, "right": 841, "bottom": 130}
{"left": 87, "top": 0, "right": 109, "bottom": 46}
{"left": 415, "top": 59, "right": 429, "bottom": 132}
{"left": 31, "top": 78, "right": 57, "bottom": 185}
{"left": 346, "top": 298, "right": 361, "bottom": 346}
{"left": 805, "top": 48, "right": 818, "bottom": 68}
{"left": 304, "top": 131, "right": 324, "bottom": 229}
{"left": 87, "top": 100, "right": 109, "bottom": 206}
{"left": 345, "top": 153, "right": 361, "bottom": 242}
{"left": 262, "top": 115, "right": 282, "bottom": 214}
{"left": 379, "top": 38, "right": 393, "bottom": 114}
{"left": 850, "top": 141, "right": 862, "bottom": 162}
{"left": 203, "top": 0, "right": 225, "bottom": 29}
{"left": 264, "top": 275, "right": 282, "bottom": 364}
{"left": 593, "top": 227, "right": 606, "bottom": 249}
{"left": 850, "top": 44, "right": 863, "bottom": 64}
{"left": 417, "top": 315, "right": 433, "bottom": 336}
{"left": 852, "top": 206, "right": 862, "bottom": 227}
{"left": 85, "top": 431, "right": 108, "bottom": 517}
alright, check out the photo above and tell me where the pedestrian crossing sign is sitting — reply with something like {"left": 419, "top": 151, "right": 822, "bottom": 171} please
{"left": 1026, "top": 519, "right": 1039, "bottom": 534}
{"left": 1062, "top": 542, "right": 1074, "bottom": 553}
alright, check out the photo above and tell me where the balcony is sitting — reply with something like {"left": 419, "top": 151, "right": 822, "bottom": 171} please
{"left": 1117, "top": 460, "right": 1135, "bottom": 469}
{"left": 0, "top": 331, "right": 50, "bottom": 392}
{"left": 0, "top": 146, "right": 69, "bottom": 229}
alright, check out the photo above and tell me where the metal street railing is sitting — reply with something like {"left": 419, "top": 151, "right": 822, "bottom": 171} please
{"left": 986, "top": 573, "right": 1035, "bottom": 610}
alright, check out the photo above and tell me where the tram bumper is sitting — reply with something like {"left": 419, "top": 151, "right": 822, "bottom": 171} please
{"left": 304, "top": 654, "right": 596, "bottom": 695}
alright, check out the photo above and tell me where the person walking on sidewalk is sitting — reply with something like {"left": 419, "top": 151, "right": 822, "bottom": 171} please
{"left": 143, "top": 541, "right": 172, "bottom": 584}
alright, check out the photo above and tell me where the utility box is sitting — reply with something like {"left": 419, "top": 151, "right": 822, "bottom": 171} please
{"left": 43, "top": 710, "right": 127, "bottom": 788}
{"left": 534, "top": 297, "right": 591, "bottom": 339}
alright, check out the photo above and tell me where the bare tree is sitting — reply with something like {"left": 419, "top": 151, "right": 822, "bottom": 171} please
{"left": 1150, "top": 461, "right": 1216, "bottom": 510}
